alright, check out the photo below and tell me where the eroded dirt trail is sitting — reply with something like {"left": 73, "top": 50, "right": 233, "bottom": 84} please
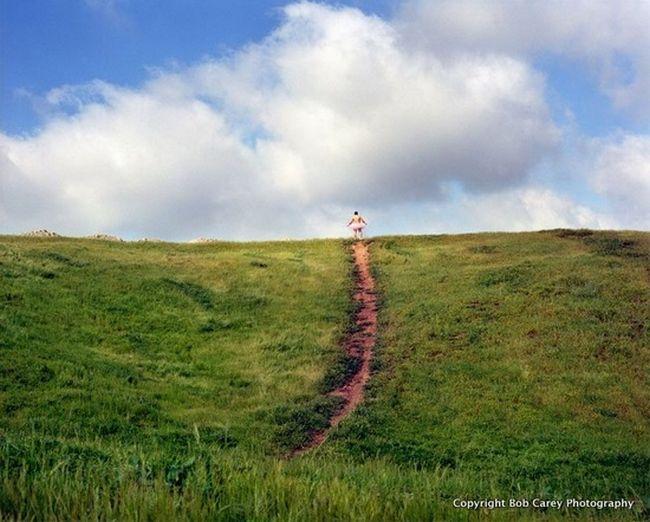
{"left": 292, "top": 240, "right": 377, "bottom": 456}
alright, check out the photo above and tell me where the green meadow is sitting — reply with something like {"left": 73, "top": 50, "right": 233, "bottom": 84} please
{"left": 0, "top": 230, "right": 648, "bottom": 520}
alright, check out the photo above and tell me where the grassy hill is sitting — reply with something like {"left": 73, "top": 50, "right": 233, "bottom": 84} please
{"left": 1, "top": 230, "right": 648, "bottom": 520}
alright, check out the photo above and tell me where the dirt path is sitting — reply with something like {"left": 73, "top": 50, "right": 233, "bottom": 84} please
{"left": 291, "top": 240, "right": 378, "bottom": 456}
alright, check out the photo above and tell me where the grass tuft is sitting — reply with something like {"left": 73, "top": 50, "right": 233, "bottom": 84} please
{"left": 161, "top": 277, "right": 216, "bottom": 310}
{"left": 272, "top": 395, "right": 345, "bottom": 452}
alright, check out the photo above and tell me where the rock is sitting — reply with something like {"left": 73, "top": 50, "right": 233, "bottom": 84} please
{"left": 188, "top": 237, "right": 218, "bottom": 243}
{"left": 22, "top": 229, "right": 60, "bottom": 237}
{"left": 137, "top": 238, "right": 163, "bottom": 242}
{"left": 85, "top": 234, "right": 123, "bottom": 242}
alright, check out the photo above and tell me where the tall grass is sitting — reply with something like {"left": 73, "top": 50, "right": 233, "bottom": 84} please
{"left": 330, "top": 231, "right": 649, "bottom": 514}
{"left": 1, "top": 231, "right": 648, "bottom": 520}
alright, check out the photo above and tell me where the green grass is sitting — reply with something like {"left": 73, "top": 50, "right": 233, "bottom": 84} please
{"left": 1, "top": 231, "right": 648, "bottom": 520}
{"left": 0, "top": 237, "right": 352, "bottom": 453}
{"left": 330, "top": 230, "right": 649, "bottom": 509}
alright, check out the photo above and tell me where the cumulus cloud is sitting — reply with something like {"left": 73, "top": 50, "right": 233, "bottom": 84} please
{"left": 2, "top": 1, "right": 645, "bottom": 240}
{"left": 591, "top": 134, "right": 650, "bottom": 228}
{"left": 367, "top": 186, "right": 617, "bottom": 237}
{"left": 2, "top": 81, "right": 268, "bottom": 237}
{"left": 198, "top": 2, "right": 558, "bottom": 202}
{"left": 1, "top": 2, "right": 563, "bottom": 239}
{"left": 397, "top": 0, "right": 650, "bottom": 118}
{"left": 454, "top": 187, "right": 617, "bottom": 231}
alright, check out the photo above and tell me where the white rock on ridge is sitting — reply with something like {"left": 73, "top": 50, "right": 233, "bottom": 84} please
{"left": 22, "top": 229, "right": 60, "bottom": 237}
{"left": 85, "top": 234, "right": 123, "bottom": 242}
{"left": 188, "top": 237, "right": 219, "bottom": 243}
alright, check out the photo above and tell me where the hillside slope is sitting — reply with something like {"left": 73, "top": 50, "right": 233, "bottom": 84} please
{"left": 1, "top": 230, "right": 648, "bottom": 520}
{"left": 331, "top": 230, "right": 649, "bottom": 500}
{"left": 0, "top": 238, "right": 350, "bottom": 454}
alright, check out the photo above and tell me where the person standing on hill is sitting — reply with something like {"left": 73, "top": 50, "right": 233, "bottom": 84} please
{"left": 347, "top": 211, "right": 367, "bottom": 240}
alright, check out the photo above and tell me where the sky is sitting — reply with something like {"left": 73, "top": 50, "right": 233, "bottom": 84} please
{"left": 1, "top": 0, "right": 648, "bottom": 240}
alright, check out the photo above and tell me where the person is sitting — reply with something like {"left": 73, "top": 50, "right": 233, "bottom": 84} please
{"left": 347, "top": 211, "right": 367, "bottom": 239}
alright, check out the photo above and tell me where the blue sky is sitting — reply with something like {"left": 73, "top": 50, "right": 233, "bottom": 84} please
{"left": 1, "top": 1, "right": 648, "bottom": 239}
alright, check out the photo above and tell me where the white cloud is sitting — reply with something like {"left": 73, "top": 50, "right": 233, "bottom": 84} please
{"left": 1, "top": 2, "right": 563, "bottom": 240}
{"left": 83, "top": 0, "right": 130, "bottom": 26}
{"left": 3, "top": 1, "right": 644, "bottom": 240}
{"left": 203, "top": 2, "right": 558, "bottom": 204}
{"left": 1, "top": 82, "right": 266, "bottom": 237}
{"left": 462, "top": 187, "right": 617, "bottom": 231}
{"left": 368, "top": 186, "right": 617, "bottom": 236}
{"left": 397, "top": 0, "right": 650, "bottom": 118}
{"left": 592, "top": 134, "right": 650, "bottom": 228}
